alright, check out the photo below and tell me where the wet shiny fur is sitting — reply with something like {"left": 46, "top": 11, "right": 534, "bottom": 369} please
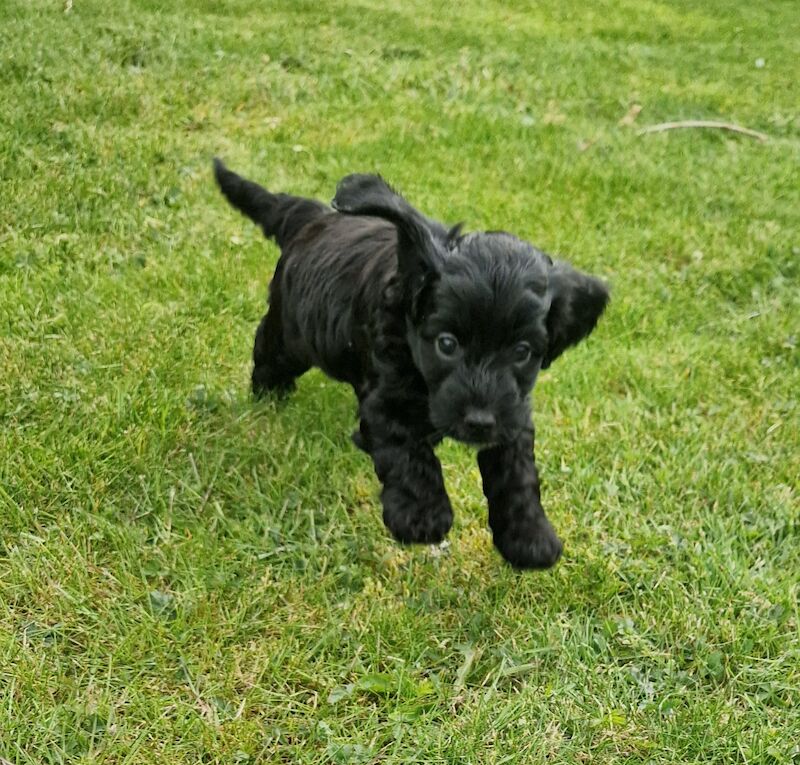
{"left": 214, "top": 160, "right": 609, "bottom": 568}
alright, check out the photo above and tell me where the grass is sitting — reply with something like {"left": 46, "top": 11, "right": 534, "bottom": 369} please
{"left": 1, "top": 0, "right": 798, "bottom": 762}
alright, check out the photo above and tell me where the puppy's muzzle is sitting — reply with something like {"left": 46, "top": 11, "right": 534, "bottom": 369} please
{"left": 460, "top": 407, "right": 497, "bottom": 443}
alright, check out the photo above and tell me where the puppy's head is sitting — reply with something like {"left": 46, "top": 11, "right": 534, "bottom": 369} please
{"left": 333, "top": 175, "right": 609, "bottom": 445}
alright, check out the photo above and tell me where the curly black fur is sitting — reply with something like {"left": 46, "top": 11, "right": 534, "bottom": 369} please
{"left": 214, "top": 159, "right": 609, "bottom": 569}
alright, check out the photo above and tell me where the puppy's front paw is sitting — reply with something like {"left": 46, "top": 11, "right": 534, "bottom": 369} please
{"left": 381, "top": 485, "right": 453, "bottom": 545}
{"left": 494, "top": 515, "right": 563, "bottom": 570}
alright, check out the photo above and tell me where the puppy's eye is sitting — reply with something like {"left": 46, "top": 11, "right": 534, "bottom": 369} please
{"left": 436, "top": 333, "right": 459, "bottom": 359}
{"left": 512, "top": 342, "right": 531, "bottom": 365}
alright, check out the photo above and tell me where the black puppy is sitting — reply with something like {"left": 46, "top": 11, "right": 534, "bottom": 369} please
{"left": 214, "top": 160, "right": 609, "bottom": 569}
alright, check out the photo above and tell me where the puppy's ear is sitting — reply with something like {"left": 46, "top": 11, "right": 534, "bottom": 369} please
{"left": 332, "top": 174, "right": 443, "bottom": 288}
{"left": 543, "top": 261, "right": 609, "bottom": 369}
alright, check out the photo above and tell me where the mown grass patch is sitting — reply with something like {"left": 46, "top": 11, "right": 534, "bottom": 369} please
{"left": 1, "top": 0, "right": 798, "bottom": 762}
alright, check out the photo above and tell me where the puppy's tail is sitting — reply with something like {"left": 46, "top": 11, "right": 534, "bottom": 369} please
{"left": 213, "top": 158, "right": 329, "bottom": 248}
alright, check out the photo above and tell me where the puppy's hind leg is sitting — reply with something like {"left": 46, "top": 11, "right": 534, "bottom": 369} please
{"left": 251, "top": 305, "right": 308, "bottom": 398}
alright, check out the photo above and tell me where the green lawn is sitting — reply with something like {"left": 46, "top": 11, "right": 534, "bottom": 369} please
{"left": 2, "top": 0, "right": 799, "bottom": 762}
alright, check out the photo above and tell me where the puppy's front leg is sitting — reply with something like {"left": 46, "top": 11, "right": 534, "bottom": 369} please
{"left": 358, "top": 408, "right": 453, "bottom": 545}
{"left": 478, "top": 433, "right": 563, "bottom": 569}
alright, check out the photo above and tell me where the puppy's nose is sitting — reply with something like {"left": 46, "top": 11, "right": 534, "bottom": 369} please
{"left": 463, "top": 408, "right": 496, "bottom": 438}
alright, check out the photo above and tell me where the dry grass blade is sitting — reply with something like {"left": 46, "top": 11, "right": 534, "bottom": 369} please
{"left": 638, "top": 120, "right": 769, "bottom": 141}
